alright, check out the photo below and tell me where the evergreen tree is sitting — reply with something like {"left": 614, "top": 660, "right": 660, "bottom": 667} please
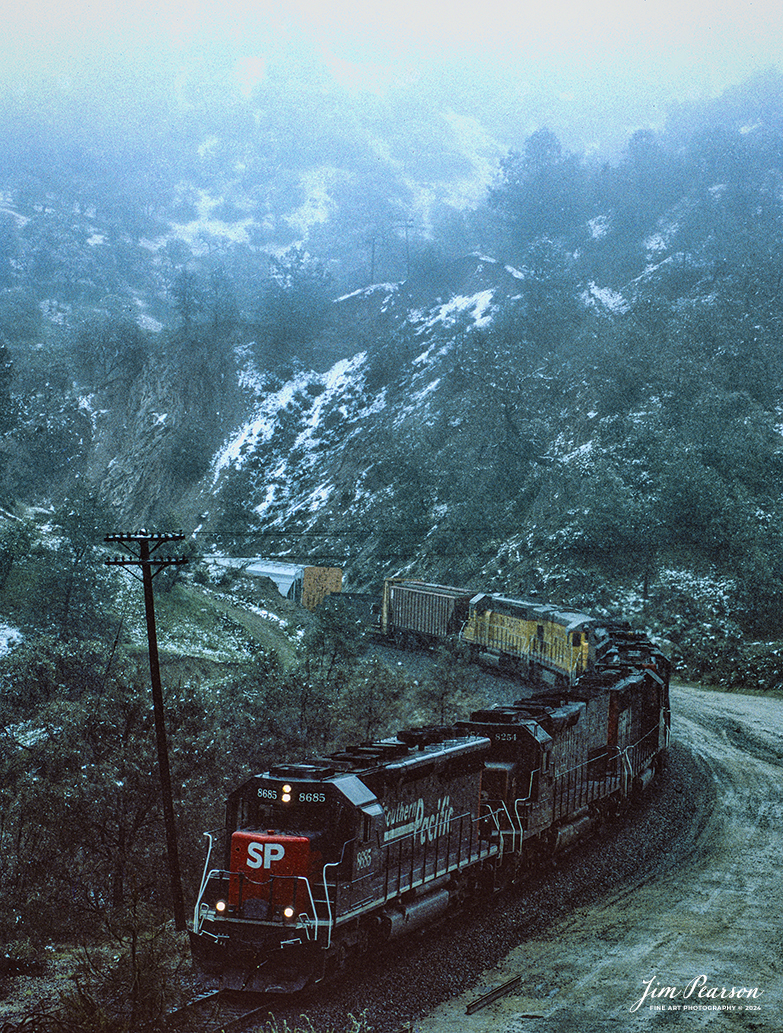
{"left": 488, "top": 128, "right": 587, "bottom": 249}
{"left": 256, "top": 245, "right": 332, "bottom": 360}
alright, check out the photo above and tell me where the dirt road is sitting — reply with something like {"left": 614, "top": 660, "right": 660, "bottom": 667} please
{"left": 415, "top": 683, "right": 782, "bottom": 1032}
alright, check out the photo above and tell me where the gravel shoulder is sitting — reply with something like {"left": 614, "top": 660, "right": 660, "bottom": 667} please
{"left": 397, "top": 682, "right": 783, "bottom": 1033}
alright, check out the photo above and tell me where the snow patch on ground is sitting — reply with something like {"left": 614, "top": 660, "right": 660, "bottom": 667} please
{"left": 336, "top": 283, "right": 400, "bottom": 303}
{"left": 557, "top": 440, "right": 596, "bottom": 466}
{"left": 410, "top": 378, "right": 441, "bottom": 403}
{"left": 588, "top": 215, "right": 610, "bottom": 239}
{"left": 212, "top": 372, "right": 313, "bottom": 479}
{"left": 583, "top": 282, "right": 629, "bottom": 313}
{"left": 212, "top": 352, "right": 369, "bottom": 484}
{"left": 416, "top": 290, "right": 495, "bottom": 334}
{"left": 644, "top": 233, "right": 668, "bottom": 253}
{"left": 137, "top": 313, "right": 163, "bottom": 333}
{"left": 0, "top": 623, "right": 22, "bottom": 655}
{"left": 6, "top": 721, "right": 48, "bottom": 748}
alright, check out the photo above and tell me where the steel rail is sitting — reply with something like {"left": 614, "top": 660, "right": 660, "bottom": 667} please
{"left": 465, "top": 974, "right": 522, "bottom": 1014}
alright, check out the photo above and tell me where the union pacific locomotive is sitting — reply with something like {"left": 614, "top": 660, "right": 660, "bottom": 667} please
{"left": 380, "top": 579, "right": 617, "bottom": 686}
{"left": 190, "top": 582, "right": 670, "bottom": 993}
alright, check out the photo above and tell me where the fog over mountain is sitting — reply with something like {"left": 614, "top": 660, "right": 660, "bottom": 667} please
{"left": 5, "top": 0, "right": 783, "bottom": 159}
{"left": 0, "top": 0, "right": 783, "bottom": 686}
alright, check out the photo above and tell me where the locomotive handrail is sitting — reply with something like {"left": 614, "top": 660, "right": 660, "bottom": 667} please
{"left": 554, "top": 747, "right": 615, "bottom": 780}
{"left": 320, "top": 861, "right": 339, "bottom": 948}
{"left": 194, "top": 867, "right": 246, "bottom": 932}
{"left": 321, "top": 838, "right": 356, "bottom": 949}
{"left": 553, "top": 731, "right": 656, "bottom": 784}
{"left": 195, "top": 871, "right": 225, "bottom": 935}
{"left": 484, "top": 802, "right": 517, "bottom": 857}
{"left": 620, "top": 747, "right": 634, "bottom": 795}
{"left": 380, "top": 809, "right": 490, "bottom": 902}
{"left": 196, "top": 867, "right": 321, "bottom": 933}
{"left": 569, "top": 654, "right": 584, "bottom": 684}
{"left": 663, "top": 708, "right": 672, "bottom": 748}
{"left": 551, "top": 747, "right": 619, "bottom": 818}
{"left": 194, "top": 833, "right": 215, "bottom": 932}
{"left": 512, "top": 768, "right": 539, "bottom": 837}
{"left": 271, "top": 873, "right": 320, "bottom": 931}
{"left": 625, "top": 726, "right": 661, "bottom": 777}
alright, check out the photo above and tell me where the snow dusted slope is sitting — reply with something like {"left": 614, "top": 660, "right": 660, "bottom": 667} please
{"left": 211, "top": 348, "right": 385, "bottom": 530}
{"left": 196, "top": 257, "right": 544, "bottom": 581}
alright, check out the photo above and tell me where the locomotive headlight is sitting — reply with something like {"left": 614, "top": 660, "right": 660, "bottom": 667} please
{"left": 282, "top": 783, "right": 293, "bottom": 803}
{"left": 215, "top": 899, "right": 227, "bottom": 914}
{"left": 283, "top": 906, "right": 295, "bottom": 920}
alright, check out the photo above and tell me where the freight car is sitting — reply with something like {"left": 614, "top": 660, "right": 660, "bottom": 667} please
{"left": 380, "top": 579, "right": 473, "bottom": 647}
{"left": 189, "top": 619, "right": 670, "bottom": 993}
{"left": 381, "top": 580, "right": 628, "bottom": 689}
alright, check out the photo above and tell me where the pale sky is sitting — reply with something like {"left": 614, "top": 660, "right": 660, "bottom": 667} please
{"left": 1, "top": 0, "right": 781, "bottom": 148}
{"left": 4, "top": 0, "right": 777, "bottom": 74}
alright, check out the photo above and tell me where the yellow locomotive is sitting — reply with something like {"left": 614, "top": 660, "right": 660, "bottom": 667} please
{"left": 380, "top": 580, "right": 626, "bottom": 689}
{"left": 461, "top": 594, "right": 599, "bottom": 687}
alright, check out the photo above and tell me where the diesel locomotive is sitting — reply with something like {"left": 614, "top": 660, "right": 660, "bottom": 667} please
{"left": 381, "top": 579, "right": 632, "bottom": 687}
{"left": 190, "top": 583, "right": 670, "bottom": 994}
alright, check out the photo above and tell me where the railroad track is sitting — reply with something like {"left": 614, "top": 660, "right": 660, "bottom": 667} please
{"left": 465, "top": 975, "right": 522, "bottom": 1015}
{"left": 166, "top": 989, "right": 276, "bottom": 1031}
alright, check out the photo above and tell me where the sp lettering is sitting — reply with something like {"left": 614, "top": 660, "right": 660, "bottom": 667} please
{"left": 246, "top": 842, "right": 286, "bottom": 869}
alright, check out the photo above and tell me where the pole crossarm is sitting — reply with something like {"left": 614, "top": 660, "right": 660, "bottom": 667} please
{"left": 105, "top": 554, "right": 189, "bottom": 574}
{"left": 105, "top": 531, "right": 186, "bottom": 542}
{"left": 105, "top": 532, "right": 189, "bottom": 579}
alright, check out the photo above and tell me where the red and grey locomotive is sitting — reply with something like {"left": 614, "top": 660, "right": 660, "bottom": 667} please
{"left": 190, "top": 586, "right": 670, "bottom": 993}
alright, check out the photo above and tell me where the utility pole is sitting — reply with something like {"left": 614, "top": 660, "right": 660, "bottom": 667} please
{"left": 391, "top": 220, "right": 414, "bottom": 280}
{"left": 104, "top": 530, "right": 189, "bottom": 931}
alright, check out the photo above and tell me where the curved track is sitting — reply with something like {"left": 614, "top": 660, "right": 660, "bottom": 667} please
{"left": 414, "top": 683, "right": 783, "bottom": 1032}
{"left": 257, "top": 683, "right": 782, "bottom": 1033}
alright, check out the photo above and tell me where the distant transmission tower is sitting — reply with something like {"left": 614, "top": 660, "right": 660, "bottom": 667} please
{"left": 104, "top": 530, "right": 189, "bottom": 931}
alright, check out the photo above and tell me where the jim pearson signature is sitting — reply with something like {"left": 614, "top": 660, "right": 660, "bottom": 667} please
{"left": 631, "top": 975, "right": 763, "bottom": 1013}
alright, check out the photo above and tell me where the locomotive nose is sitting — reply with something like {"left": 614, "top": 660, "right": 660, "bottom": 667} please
{"left": 227, "top": 831, "right": 313, "bottom": 915}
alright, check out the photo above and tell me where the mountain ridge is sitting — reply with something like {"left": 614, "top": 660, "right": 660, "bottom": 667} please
{"left": 2, "top": 73, "right": 783, "bottom": 682}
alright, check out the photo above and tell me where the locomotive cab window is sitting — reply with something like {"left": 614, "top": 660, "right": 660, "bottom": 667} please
{"left": 571, "top": 631, "right": 582, "bottom": 646}
{"left": 244, "top": 789, "right": 335, "bottom": 833}
{"left": 481, "top": 765, "right": 509, "bottom": 802}
{"left": 238, "top": 797, "right": 255, "bottom": 827}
